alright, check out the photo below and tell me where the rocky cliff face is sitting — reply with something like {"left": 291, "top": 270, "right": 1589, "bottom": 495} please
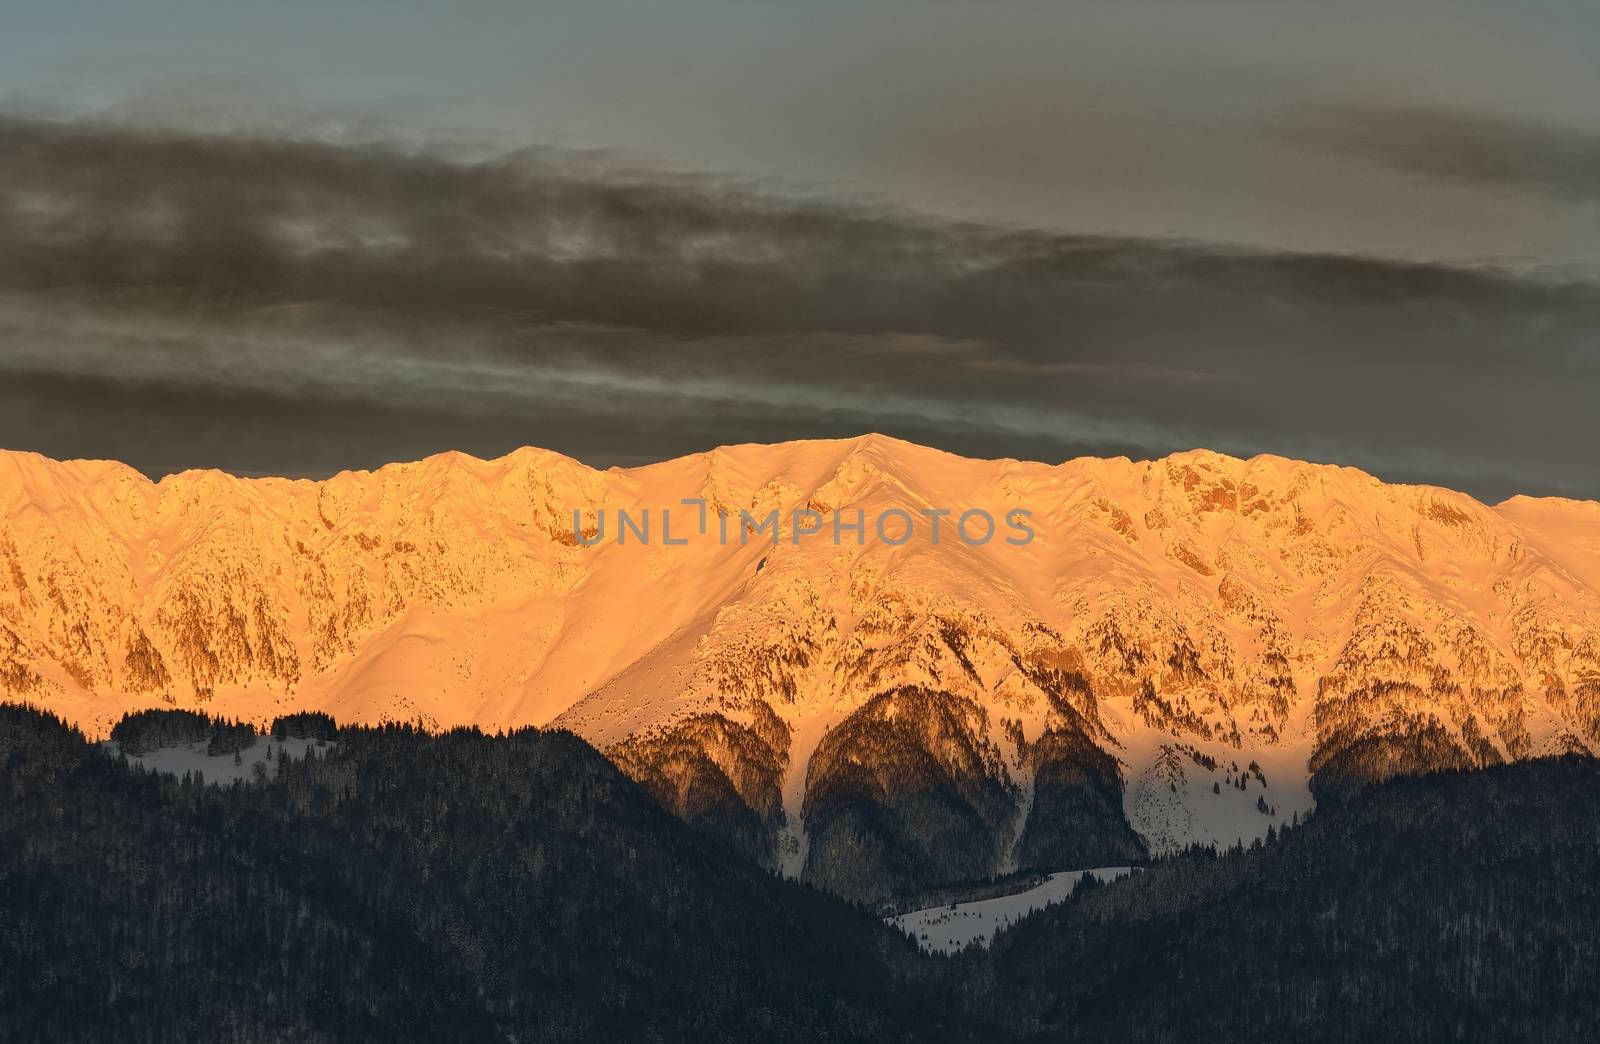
{"left": 4, "top": 436, "right": 1599, "bottom": 901}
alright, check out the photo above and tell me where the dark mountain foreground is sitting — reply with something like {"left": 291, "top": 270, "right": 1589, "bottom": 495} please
{"left": 951, "top": 755, "right": 1600, "bottom": 1042}
{"left": 0, "top": 705, "right": 967, "bottom": 1043}
{"left": 3, "top": 704, "right": 1599, "bottom": 1042}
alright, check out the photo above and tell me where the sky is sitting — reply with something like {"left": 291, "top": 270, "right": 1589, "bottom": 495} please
{"left": 0, "top": 1, "right": 1597, "bottom": 501}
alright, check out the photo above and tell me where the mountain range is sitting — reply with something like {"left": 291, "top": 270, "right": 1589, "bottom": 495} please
{"left": 5, "top": 435, "right": 1599, "bottom": 901}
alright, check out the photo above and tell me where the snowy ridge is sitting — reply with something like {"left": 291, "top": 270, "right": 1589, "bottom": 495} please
{"left": 5, "top": 435, "right": 1600, "bottom": 887}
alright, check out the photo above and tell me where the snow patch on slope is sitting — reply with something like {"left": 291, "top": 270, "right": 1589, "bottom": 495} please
{"left": 890, "top": 867, "right": 1136, "bottom": 954}
{"left": 104, "top": 736, "right": 331, "bottom": 785}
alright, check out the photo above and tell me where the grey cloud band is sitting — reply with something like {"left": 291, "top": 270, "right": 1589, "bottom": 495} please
{"left": 0, "top": 115, "right": 1596, "bottom": 501}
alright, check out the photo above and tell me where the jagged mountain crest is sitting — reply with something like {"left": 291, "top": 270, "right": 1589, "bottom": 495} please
{"left": 4, "top": 436, "right": 1600, "bottom": 899}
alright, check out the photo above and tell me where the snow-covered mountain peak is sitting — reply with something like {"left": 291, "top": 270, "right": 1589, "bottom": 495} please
{"left": 4, "top": 437, "right": 1599, "bottom": 899}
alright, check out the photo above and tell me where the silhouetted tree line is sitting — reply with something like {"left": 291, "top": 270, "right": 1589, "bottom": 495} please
{"left": 0, "top": 705, "right": 960, "bottom": 1043}
{"left": 109, "top": 708, "right": 258, "bottom": 756}
{"left": 269, "top": 711, "right": 338, "bottom": 743}
{"left": 5, "top": 703, "right": 1600, "bottom": 1042}
{"left": 108, "top": 708, "right": 213, "bottom": 755}
{"left": 947, "top": 756, "right": 1600, "bottom": 1042}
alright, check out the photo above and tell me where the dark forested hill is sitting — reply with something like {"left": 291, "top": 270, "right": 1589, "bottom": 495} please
{"left": 0, "top": 705, "right": 970, "bottom": 1043}
{"left": 950, "top": 756, "right": 1600, "bottom": 1042}
{"left": 5, "top": 704, "right": 1600, "bottom": 1043}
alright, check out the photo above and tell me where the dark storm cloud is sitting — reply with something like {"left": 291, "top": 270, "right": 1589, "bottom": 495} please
{"left": 1, "top": 115, "right": 1596, "bottom": 501}
{"left": 1277, "top": 104, "right": 1600, "bottom": 202}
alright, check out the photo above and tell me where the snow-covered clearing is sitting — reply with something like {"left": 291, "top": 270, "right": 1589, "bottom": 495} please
{"left": 103, "top": 736, "right": 332, "bottom": 785}
{"left": 890, "top": 866, "right": 1135, "bottom": 954}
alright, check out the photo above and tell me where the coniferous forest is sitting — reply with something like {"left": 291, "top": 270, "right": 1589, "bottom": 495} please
{"left": 4, "top": 703, "right": 1600, "bottom": 1042}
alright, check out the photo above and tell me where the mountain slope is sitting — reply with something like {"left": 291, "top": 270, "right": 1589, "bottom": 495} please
{"left": 954, "top": 756, "right": 1600, "bottom": 1042}
{"left": 8, "top": 705, "right": 1600, "bottom": 1042}
{"left": 4, "top": 437, "right": 1600, "bottom": 899}
{"left": 0, "top": 704, "right": 965, "bottom": 1042}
